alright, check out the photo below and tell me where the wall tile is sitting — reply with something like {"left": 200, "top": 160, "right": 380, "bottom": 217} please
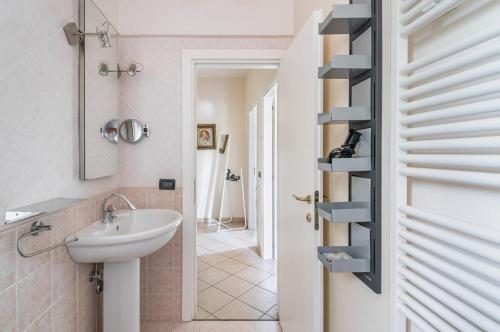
{"left": 148, "top": 267, "right": 181, "bottom": 296}
{"left": 0, "top": 286, "right": 16, "bottom": 332}
{"left": 52, "top": 284, "right": 77, "bottom": 332}
{"left": 77, "top": 263, "right": 97, "bottom": 332}
{"left": 0, "top": 229, "right": 15, "bottom": 292}
{"left": 77, "top": 199, "right": 97, "bottom": 229}
{"left": 17, "top": 262, "right": 52, "bottom": 331}
{"left": 121, "top": 188, "right": 148, "bottom": 209}
{"left": 146, "top": 189, "right": 175, "bottom": 209}
{"left": 51, "top": 246, "right": 77, "bottom": 300}
{"left": 148, "top": 294, "right": 181, "bottom": 321}
{"left": 25, "top": 307, "right": 52, "bottom": 332}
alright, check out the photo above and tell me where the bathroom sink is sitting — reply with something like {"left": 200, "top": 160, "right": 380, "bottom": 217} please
{"left": 66, "top": 208, "right": 182, "bottom": 332}
{"left": 66, "top": 209, "right": 182, "bottom": 263}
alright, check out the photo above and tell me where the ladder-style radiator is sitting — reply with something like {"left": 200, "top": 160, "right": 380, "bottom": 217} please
{"left": 397, "top": 0, "right": 500, "bottom": 330}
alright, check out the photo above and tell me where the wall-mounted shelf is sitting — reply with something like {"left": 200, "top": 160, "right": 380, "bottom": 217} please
{"left": 317, "top": 0, "right": 381, "bottom": 294}
{"left": 318, "top": 4, "right": 371, "bottom": 35}
{"left": 318, "top": 201, "right": 371, "bottom": 223}
{"left": 318, "top": 157, "right": 371, "bottom": 172}
{"left": 318, "top": 107, "right": 371, "bottom": 124}
{"left": 318, "top": 246, "right": 370, "bottom": 273}
{"left": 319, "top": 55, "right": 371, "bottom": 79}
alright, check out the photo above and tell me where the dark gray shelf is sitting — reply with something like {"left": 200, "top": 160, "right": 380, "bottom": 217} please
{"left": 318, "top": 202, "right": 371, "bottom": 223}
{"left": 318, "top": 107, "right": 371, "bottom": 124}
{"left": 319, "top": 4, "right": 372, "bottom": 35}
{"left": 319, "top": 55, "right": 371, "bottom": 79}
{"left": 318, "top": 246, "right": 371, "bottom": 273}
{"left": 318, "top": 157, "right": 372, "bottom": 172}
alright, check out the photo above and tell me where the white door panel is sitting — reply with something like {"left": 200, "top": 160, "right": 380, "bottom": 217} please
{"left": 277, "top": 11, "right": 323, "bottom": 332}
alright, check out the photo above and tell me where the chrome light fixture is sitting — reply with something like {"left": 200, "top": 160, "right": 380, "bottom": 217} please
{"left": 98, "top": 62, "right": 144, "bottom": 78}
{"left": 64, "top": 21, "right": 112, "bottom": 48}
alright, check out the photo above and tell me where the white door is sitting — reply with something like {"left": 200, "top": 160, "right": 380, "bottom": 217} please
{"left": 248, "top": 108, "right": 257, "bottom": 229}
{"left": 277, "top": 11, "right": 323, "bottom": 332}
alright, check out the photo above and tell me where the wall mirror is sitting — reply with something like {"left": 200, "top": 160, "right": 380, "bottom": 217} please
{"left": 80, "top": 0, "right": 120, "bottom": 179}
{"left": 120, "top": 119, "right": 150, "bottom": 143}
{"left": 211, "top": 135, "right": 231, "bottom": 222}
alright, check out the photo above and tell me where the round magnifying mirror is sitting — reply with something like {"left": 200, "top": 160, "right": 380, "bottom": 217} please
{"left": 119, "top": 119, "right": 145, "bottom": 143}
{"left": 101, "top": 119, "right": 119, "bottom": 143}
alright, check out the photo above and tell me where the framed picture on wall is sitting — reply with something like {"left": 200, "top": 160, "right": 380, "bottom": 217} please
{"left": 197, "top": 124, "right": 216, "bottom": 150}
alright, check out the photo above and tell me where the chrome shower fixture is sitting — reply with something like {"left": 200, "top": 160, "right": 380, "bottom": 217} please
{"left": 98, "top": 62, "right": 144, "bottom": 78}
{"left": 64, "top": 21, "right": 112, "bottom": 48}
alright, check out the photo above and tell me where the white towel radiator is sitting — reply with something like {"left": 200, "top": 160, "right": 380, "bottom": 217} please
{"left": 395, "top": 0, "right": 500, "bottom": 331}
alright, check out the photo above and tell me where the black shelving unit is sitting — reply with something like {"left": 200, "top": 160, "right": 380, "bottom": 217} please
{"left": 317, "top": 0, "right": 382, "bottom": 294}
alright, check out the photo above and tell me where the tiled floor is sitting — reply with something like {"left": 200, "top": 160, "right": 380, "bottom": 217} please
{"left": 141, "top": 320, "right": 282, "bottom": 332}
{"left": 196, "top": 222, "right": 278, "bottom": 321}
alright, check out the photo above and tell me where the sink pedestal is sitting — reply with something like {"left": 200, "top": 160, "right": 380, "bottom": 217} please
{"left": 103, "top": 258, "right": 140, "bottom": 332}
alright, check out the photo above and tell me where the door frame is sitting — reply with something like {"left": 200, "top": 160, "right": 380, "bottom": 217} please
{"left": 248, "top": 106, "right": 258, "bottom": 231}
{"left": 260, "top": 82, "right": 278, "bottom": 260}
{"left": 182, "top": 49, "right": 285, "bottom": 321}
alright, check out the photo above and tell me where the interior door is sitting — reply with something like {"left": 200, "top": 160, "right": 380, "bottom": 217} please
{"left": 277, "top": 10, "right": 323, "bottom": 332}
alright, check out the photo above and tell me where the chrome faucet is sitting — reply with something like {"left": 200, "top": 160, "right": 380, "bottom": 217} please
{"left": 101, "top": 193, "right": 136, "bottom": 224}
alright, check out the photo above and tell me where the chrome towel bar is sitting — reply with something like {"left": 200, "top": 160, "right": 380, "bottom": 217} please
{"left": 17, "top": 221, "right": 78, "bottom": 258}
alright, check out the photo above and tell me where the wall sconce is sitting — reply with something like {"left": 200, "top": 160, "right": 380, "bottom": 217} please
{"left": 64, "top": 21, "right": 111, "bottom": 48}
{"left": 98, "top": 62, "right": 144, "bottom": 78}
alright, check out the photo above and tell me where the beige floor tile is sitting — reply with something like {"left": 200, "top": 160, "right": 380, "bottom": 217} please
{"left": 197, "top": 246, "right": 213, "bottom": 257}
{"left": 195, "top": 306, "right": 211, "bottom": 319}
{"left": 198, "top": 266, "right": 230, "bottom": 285}
{"left": 219, "top": 248, "right": 245, "bottom": 257}
{"left": 235, "top": 266, "right": 271, "bottom": 285}
{"left": 213, "top": 299, "right": 263, "bottom": 320}
{"left": 197, "top": 279, "right": 211, "bottom": 293}
{"left": 201, "top": 241, "right": 235, "bottom": 254}
{"left": 239, "top": 287, "right": 277, "bottom": 313}
{"left": 214, "top": 276, "right": 254, "bottom": 298}
{"left": 254, "top": 321, "right": 282, "bottom": 332}
{"left": 197, "top": 287, "right": 234, "bottom": 313}
{"left": 232, "top": 253, "right": 263, "bottom": 266}
{"left": 252, "top": 260, "right": 276, "bottom": 274}
{"left": 198, "top": 252, "right": 228, "bottom": 266}
{"left": 214, "top": 258, "right": 248, "bottom": 274}
{"left": 197, "top": 236, "right": 211, "bottom": 246}
{"left": 197, "top": 260, "right": 211, "bottom": 272}
{"left": 258, "top": 275, "right": 277, "bottom": 294}
{"left": 266, "top": 305, "right": 278, "bottom": 319}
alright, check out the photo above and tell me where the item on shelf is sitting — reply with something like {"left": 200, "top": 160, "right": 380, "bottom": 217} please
{"left": 327, "top": 129, "right": 361, "bottom": 161}
{"left": 325, "top": 252, "right": 353, "bottom": 263}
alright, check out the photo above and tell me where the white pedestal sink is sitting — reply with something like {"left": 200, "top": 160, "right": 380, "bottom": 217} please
{"left": 66, "top": 209, "right": 182, "bottom": 332}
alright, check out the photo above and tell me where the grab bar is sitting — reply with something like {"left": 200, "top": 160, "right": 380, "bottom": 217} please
{"left": 17, "top": 221, "right": 78, "bottom": 258}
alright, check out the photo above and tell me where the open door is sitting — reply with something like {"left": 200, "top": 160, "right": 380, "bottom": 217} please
{"left": 277, "top": 11, "right": 323, "bottom": 332}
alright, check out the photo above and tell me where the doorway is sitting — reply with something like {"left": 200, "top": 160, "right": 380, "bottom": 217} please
{"left": 193, "top": 66, "right": 279, "bottom": 321}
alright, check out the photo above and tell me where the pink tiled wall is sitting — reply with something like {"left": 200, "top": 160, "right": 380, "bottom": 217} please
{"left": 0, "top": 187, "right": 182, "bottom": 332}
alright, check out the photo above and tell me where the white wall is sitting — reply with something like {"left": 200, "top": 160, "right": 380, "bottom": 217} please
{"left": 117, "top": 38, "right": 290, "bottom": 190}
{"left": 0, "top": 0, "right": 119, "bottom": 224}
{"left": 116, "top": 0, "right": 294, "bottom": 36}
{"left": 196, "top": 77, "right": 247, "bottom": 219}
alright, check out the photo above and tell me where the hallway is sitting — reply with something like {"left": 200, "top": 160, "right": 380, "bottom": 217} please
{"left": 196, "top": 222, "right": 278, "bottom": 320}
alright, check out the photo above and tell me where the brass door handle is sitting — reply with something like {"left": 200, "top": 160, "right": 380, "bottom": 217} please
{"left": 292, "top": 194, "right": 312, "bottom": 204}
